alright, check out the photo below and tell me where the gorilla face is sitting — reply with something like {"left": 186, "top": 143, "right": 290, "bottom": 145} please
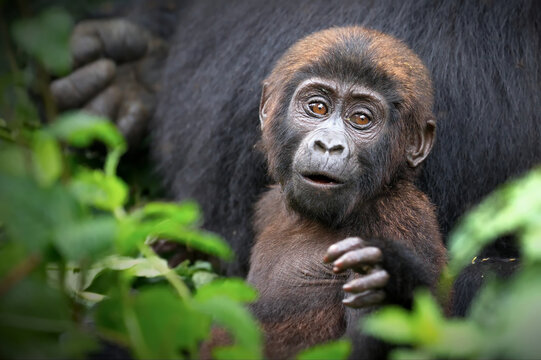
{"left": 259, "top": 27, "right": 436, "bottom": 228}
{"left": 282, "top": 77, "right": 395, "bottom": 226}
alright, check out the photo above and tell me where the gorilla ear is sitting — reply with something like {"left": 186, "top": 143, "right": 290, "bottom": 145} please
{"left": 407, "top": 118, "right": 436, "bottom": 167}
{"left": 259, "top": 82, "right": 270, "bottom": 130}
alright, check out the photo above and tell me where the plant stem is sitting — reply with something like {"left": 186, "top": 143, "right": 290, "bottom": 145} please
{"left": 105, "top": 146, "right": 126, "bottom": 177}
{"left": 35, "top": 63, "right": 57, "bottom": 123}
{"left": 138, "top": 243, "right": 191, "bottom": 300}
{"left": 119, "top": 275, "right": 152, "bottom": 359}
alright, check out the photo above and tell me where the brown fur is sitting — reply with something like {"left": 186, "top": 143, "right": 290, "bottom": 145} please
{"left": 249, "top": 182, "right": 445, "bottom": 358}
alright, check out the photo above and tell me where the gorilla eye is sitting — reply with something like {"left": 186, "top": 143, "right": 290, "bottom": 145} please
{"left": 308, "top": 102, "right": 328, "bottom": 116}
{"left": 349, "top": 113, "right": 371, "bottom": 127}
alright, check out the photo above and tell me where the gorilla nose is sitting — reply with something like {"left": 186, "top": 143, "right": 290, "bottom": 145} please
{"left": 313, "top": 139, "right": 346, "bottom": 156}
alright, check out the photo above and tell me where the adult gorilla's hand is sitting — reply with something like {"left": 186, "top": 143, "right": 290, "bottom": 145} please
{"left": 51, "top": 18, "right": 168, "bottom": 144}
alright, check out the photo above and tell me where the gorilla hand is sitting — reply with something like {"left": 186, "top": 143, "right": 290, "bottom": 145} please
{"left": 324, "top": 237, "right": 389, "bottom": 308}
{"left": 50, "top": 18, "right": 168, "bottom": 144}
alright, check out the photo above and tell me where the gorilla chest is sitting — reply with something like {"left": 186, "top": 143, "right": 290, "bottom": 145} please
{"left": 249, "top": 231, "right": 348, "bottom": 295}
{"left": 248, "top": 234, "right": 349, "bottom": 358}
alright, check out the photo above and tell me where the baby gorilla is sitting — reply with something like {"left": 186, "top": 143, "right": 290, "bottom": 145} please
{"left": 248, "top": 27, "right": 446, "bottom": 359}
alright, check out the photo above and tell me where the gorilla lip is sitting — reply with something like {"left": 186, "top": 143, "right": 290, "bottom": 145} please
{"left": 302, "top": 173, "right": 344, "bottom": 186}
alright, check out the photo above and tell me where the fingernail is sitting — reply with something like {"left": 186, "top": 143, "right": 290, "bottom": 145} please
{"left": 343, "top": 284, "right": 352, "bottom": 291}
{"left": 333, "top": 266, "right": 340, "bottom": 273}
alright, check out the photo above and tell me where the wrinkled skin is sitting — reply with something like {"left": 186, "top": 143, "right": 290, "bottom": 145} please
{"left": 50, "top": 19, "right": 168, "bottom": 144}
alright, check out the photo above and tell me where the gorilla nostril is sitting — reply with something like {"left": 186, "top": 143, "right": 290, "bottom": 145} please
{"left": 314, "top": 140, "right": 327, "bottom": 153}
{"left": 329, "top": 144, "right": 344, "bottom": 155}
{"left": 313, "top": 139, "right": 345, "bottom": 155}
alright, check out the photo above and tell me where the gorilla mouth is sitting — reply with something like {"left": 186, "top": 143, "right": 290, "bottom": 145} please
{"left": 302, "top": 173, "right": 344, "bottom": 186}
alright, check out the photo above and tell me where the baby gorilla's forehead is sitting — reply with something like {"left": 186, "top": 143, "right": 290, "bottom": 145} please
{"left": 292, "top": 77, "right": 390, "bottom": 105}
{"left": 267, "top": 26, "right": 433, "bottom": 115}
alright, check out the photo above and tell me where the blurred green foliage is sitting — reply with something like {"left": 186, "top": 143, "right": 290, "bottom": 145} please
{"left": 0, "top": 6, "right": 262, "bottom": 359}
{"left": 11, "top": 8, "right": 73, "bottom": 76}
{"left": 296, "top": 339, "right": 352, "bottom": 360}
{"left": 364, "top": 169, "right": 541, "bottom": 359}
{"left": 0, "top": 108, "right": 263, "bottom": 358}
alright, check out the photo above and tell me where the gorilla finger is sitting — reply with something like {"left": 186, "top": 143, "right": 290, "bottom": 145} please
{"left": 343, "top": 270, "right": 389, "bottom": 293}
{"left": 71, "top": 19, "right": 148, "bottom": 64}
{"left": 331, "top": 247, "right": 383, "bottom": 273}
{"left": 84, "top": 85, "right": 122, "bottom": 119}
{"left": 71, "top": 20, "right": 103, "bottom": 65}
{"left": 343, "top": 290, "right": 386, "bottom": 308}
{"left": 51, "top": 59, "right": 116, "bottom": 109}
{"left": 324, "top": 237, "right": 365, "bottom": 263}
{"left": 117, "top": 100, "right": 149, "bottom": 145}
{"left": 99, "top": 19, "right": 149, "bottom": 63}
{"left": 71, "top": 35, "right": 102, "bottom": 67}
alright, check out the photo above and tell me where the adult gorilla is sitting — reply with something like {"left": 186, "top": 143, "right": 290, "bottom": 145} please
{"left": 52, "top": 0, "right": 541, "bottom": 315}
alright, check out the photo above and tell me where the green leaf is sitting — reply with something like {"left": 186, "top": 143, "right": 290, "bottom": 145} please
{"left": 0, "top": 277, "right": 69, "bottom": 326}
{"left": 195, "top": 278, "right": 258, "bottom": 303}
{"left": 522, "top": 220, "right": 541, "bottom": 261}
{"left": 0, "top": 242, "right": 27, "bottom": 278}
{"left": 53, "top": 216, "right": 116, "bottom": 262}
{"left": 50, "top": 112, "right": 126, "bottom": 151}
{"left": 366, "top": 290, "right": 483, "bottom": 359}
{"left": 115, "top": 219, "right": 152, "bottom": 255}
{"left": 47, "top": 263, "right": 105, "bottom": 297}
{"left": 469, "top": 267, "right": 541, "bottom": 359}
{"left": 96, "top": 286, "right": 210, "bottom": 359}
{"left": 164, "top": 228, "right": 233, "bottom": 260}
{"left": 32, "top": 131, "right": 62, "bottom": 187}
{"left": 296, "top": 340, "right": 351, "bottom": 360}
{"left": 11, "top": 8, "right": 73, "bottom": 75}
{"left": 432, "top": 321, "right": 482, "bottom": 358}
{"left": 58, "top": 328, "right": 98, "bottom": 360}
{"left": 118, "top": 201, "right": 231, "bottom": 258}
{"left": 190, "top": 260, "right": 214, "bottom": 272}
{"left": 69, "top": 170, "right": 128, "bottom": 211}
{"left": 0, "top": 144, "right": 29, "bottom": 177}
{"left": 411, "top": 290, "right": 443, "bottom": 345}
{"left": 102, "top": 255, "right": 170, "bottom": 278}
{"left": 448, "top": 167, "right": 541, "bottom": 273}
{"left": 213, "top": 345, "right": 262, "bottom": 360}
{"left": 11, "top": 87, "right": 39, "bottom": 128}
{"left": 390, "top": 349, "right": 431, "bottom": 360}
{"left": 363, "top": 306, "right": 414, "bottom": 344}
{"left": 196, "top": 297, "right": 262, "bottom": 359}
{"left": 133, "top": 287, "right": 210, "bottom": 358}
{"left": 0, "top": 173, "right": 81, "bottom": 252}
{"left": 94, "top": 291, "right": 128, "bottom": 339}
{"left": 117, "top": 216, "right": 233, "bottom": 259}
{"left": 0, "top": 277, "right": 73, "bottom": 359}
{"left": 141, "top": 201, "right": 201, "bottom": 226}
{"left": 192, "top": 271, "right": 218, "bottom": 289}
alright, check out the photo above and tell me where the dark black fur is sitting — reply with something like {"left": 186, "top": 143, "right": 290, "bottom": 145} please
{"left": 149, "top": 0, "right": 541, "bottom": 315}
{"left": 453, "top": 257, "right": 520, "bottom": 317}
